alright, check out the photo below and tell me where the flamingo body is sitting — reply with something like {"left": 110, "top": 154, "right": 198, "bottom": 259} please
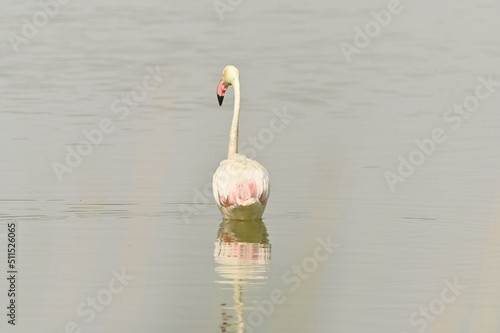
{"left": 212, "top": 65, "right": 270, "bottom": 220}
{"left": 213, "top": 154, "right": 269, "bottom": 220}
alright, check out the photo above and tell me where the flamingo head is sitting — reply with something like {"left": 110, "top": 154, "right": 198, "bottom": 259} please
{"left": 217, "top": 65, "right": 239, "bottom": 106}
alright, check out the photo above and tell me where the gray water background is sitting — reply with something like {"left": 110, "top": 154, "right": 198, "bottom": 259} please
{"left": 1, "top": 0, "right": 500, "bottom": 332}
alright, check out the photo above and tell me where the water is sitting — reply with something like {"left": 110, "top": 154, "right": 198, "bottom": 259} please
{"left": 1, "top": 0, "right": 500, "bottom": 332}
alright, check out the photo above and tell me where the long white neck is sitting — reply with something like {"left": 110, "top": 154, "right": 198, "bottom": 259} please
{"left": 227, "top": 80, "right": 240, "bottom": 158}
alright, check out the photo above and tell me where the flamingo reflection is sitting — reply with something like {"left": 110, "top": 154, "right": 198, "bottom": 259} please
{"left": 214, "top": 219, "right": 271, "bottom": 332}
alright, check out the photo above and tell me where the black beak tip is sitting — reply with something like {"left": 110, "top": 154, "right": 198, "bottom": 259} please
{"left": 217, "top": 94, "right": 224, "bottom": 106}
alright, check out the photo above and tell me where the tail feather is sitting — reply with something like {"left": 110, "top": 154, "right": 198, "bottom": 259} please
{"left": 220, "top": 179, "right": 259, "bottom": 207}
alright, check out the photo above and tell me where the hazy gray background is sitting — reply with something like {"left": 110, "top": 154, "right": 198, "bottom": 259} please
{"left": 1, "top": 0, "right": 500, "bottom": 332}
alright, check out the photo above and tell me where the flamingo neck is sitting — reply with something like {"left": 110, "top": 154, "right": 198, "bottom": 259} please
{"left": 227, "top": 80, "right": 240, "bottom": 158}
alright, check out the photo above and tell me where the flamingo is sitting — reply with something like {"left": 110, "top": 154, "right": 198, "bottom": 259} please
{"left": 212, "top": 65, "right": 270, "bottom": 220}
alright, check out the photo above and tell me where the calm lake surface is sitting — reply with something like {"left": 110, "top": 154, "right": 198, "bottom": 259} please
{"left": 1, "top": 0, "right": 500, "bottom": 332}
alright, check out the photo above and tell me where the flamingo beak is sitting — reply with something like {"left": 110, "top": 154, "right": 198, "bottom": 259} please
{"left": 217, "top": 79, "right": 227, "bottom": 106}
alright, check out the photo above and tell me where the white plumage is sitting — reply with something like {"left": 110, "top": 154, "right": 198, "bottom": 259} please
{"left": 213, "top": 154, "right": 269, "bottom": 220}
{"left": 213, "top": 66, "right": 270, "bottom": 220}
